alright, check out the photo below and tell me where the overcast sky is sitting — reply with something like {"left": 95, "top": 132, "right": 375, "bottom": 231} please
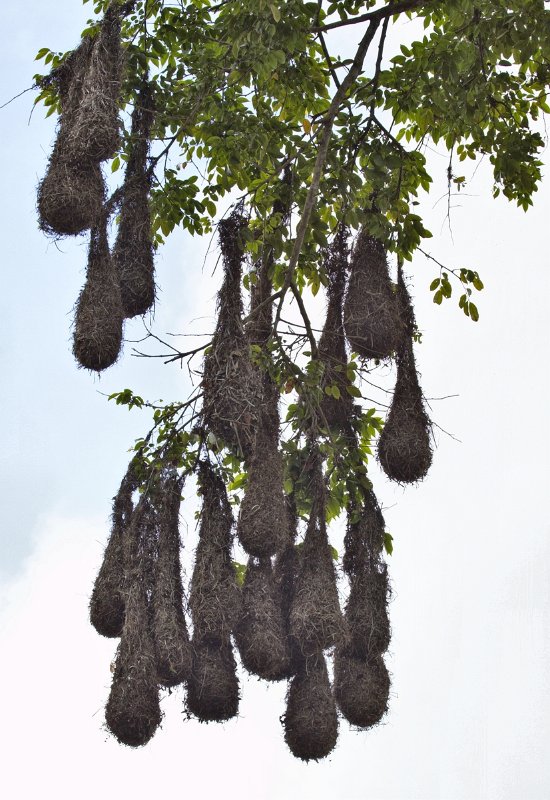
{"left": 1, "top": 3, "right": 549, "bottom": 799}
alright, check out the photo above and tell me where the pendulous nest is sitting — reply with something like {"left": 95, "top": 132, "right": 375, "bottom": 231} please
{"left": 343, "top": 228, "right": 405, "bottom": 360}
{"left": 290, "top": 465, "right": 343, "bottom": 655}
{"left": 377, "top": 268, "right": 433, "bottom": 483}
{"left": 283, "top": 652, "right": 338, "bottom": 761}
{"left": 73, "top": 222, "right": 124, "bottom": 371}
{"left": 202, "top": 212, "right": 262, "bottom": 456}
{"left": 151, "top": 473, "right": 192, "bottom": 688}
{"left": 333, "top": 650, "right": 390, "bottom": 729}
{"left": 234, "top": 557, "right": 292, "bottom": 681}
{"left": 237, "top": 427, "right": 289, "bottom": 558}
{"left": 89, "top": 460, "right": 138, "bottom": 638}
{"left": 189, "top": 463, "right": 240, "bottom": 642}
{"left": 112, "top": 81, "right": 156, "bottom": 318}
{"left": 186, "top": 638, "right": 240, "bottom": 722}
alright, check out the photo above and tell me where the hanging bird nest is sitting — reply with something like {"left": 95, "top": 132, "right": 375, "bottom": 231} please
{"left": 89, "top": 459, "right": 138, "bottom": 638}
{"left": 189, "top": 463, "right": 240, "bottom": 642}
{"left": 53, "top": 36, "right": 95, "bottom": 126}
{"left": 64, "top": 7, "right": 124, "bottom": 163}
{"left": 37, "top": 148, "right": 105, "bottom": 237}
{"left": 113, "top": 81, "right": 156, "bottom": 318}
{"left": 237, "top": 426, "right": 289, "bottom": 558}
{"left": 378, "top": 268, "right": 433, "bottom": 483}
{"left": 283, "top": 652, "right": 338, "bottom": 761}
{"left": 202, "top": 212, "right": 262, "bottom": 457}
{"left": 333, "top": 650, "right": 390, "bottom": 729}
{"left": 73, "top": 222, "right": 124, "bottom": 371}
{"left": 271, "top": 495, "right": 302, "bottom": 678}
{"left": 186, "top": 638, "right": 240, "bottom": 722}
{"left": 234, "top": 557, "right": 292, "bottom": 681}
{"left": 343, "top": 228, "right": 405, "bottom": 360}
{"left": 290, "top": 461, "right": 343, "bottom": 655}
{"left": 151, "top": 473, "right": 192, "bottom": 688}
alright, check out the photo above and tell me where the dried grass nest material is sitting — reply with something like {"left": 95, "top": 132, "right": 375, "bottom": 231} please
{"left": 343, "top": 229, "right": 405, "bottom": 360}
{"left": 234, "top": 558, "right": 292, "bottom": 682}
{"left": 189, "top": 464, "right": 240, "bottom": 642}
{"left": 89, "top": 460, "right": 138, "bottom": 638}
{"left": 202, "top": 213, "right": 262, "bottom": 456}
{"left": 151, "top": 474, "right": 192, "bottom": 688}
{"left": 333, "top": 650, "right": 390, "bottom": 729}
{"left": 186, "top": 638, "right": 240, "bottom": 722}
{"left": 283, "top": 652, "right": 338, "bottom": 761}
{"left": 73, "top": 223, "right": 124, "bottom": 372}
{"left": 237, "top": 428, "right": 289, "bottom": 558}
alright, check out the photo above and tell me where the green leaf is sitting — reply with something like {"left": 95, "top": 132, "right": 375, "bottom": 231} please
{"left": 384, "top": 532, "right": 394, "bottom": 556}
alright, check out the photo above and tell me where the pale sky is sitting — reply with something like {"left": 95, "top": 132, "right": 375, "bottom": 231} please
{"left": 1, "top": 3, "right": 549, "bottom": 799}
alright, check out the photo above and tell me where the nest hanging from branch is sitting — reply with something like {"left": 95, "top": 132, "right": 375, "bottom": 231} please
{"left": 283, "top": 652, "right": 339, "bottom": 761}
{"left": 202, "top": 212, "right": 262, "bottom": 456}
{"left": 186, "top": 637, "right": 240, "bottom": 722}
{"left": 378, "top": 268, "right": 433, "bottom": 483}
{"left": 37, "top": 151, "right": 105, "bottom": 237}
{"left": 333, "top": 651, "right": 390, "bottom": 729}
{"left": 112, "top": 81, "right": 156, "bottom": 318}
{"left": 73, "top": 221, "right": 124, "bottom": 371}
{"left": 343, "top": 228, "right": 405, "bottom": 360}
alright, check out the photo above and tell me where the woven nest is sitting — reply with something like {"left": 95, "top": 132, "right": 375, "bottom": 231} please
{"left": 202, "top": 213, "right": 262, "bottom": 456}
{"left": 113, "top": 82, "right": 155, "bottom": 318}
{"left": 89, "top": 460, "right": 138, "bottom": 638}
{"left": 283, "top": 652, "right": 338, "bottom": 761}
{"left": 64, "top": 10, "right": 124, "bottom": 162}
{"left": 378, "top": 270, "right": 432, "bottom": 483}
{"left": 37, "top": 146, "right": 105, "bottom": 237}
{"left": 234, "top": 558, "right": 292, "bottom": 681}
{"left": 189, "top": 464, "right": 240, "bottom": 642}
{"left": 237, "top": 427, "right": 289, "bottom": 558}
{"left": 73, "top": 223, "right": 124, "bottom": 371}
{"left": 289, "top": 470, "right": 343, "bottom": 655}
{"left": 343, "top": 229, "right": 405, "bottom": 360}
{"left": 271, "top": 496, "right": 302, "bottom": 678}
{"left": 55, "top": 37, "right": 95, "bottom": 125}
{"left": 151, "top": 474, "right": 192, "bottom": 688}
{"left": 333, "top": 650, "right": 390, "bottom": 729}
{"left": 186, "top": 638, "right": 240, "bottom": 722}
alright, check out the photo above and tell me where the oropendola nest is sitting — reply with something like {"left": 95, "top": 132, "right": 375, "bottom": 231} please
{"left": 343, "top": 229, "right": 405, "bottom": 360}
{"left": 283, "top": 652, "right": 339, "bottom": 762}
{"left": 186, "top": 638, "right": 240, "bottom": 723}
{"left": 334, "top": 650, "right": 390, "bottom": 730}
{"left": 73, "top": 223, "right": 124, "bottom": 371}
{"left": 234, "top": 558, "right": 292, "bottom": 682}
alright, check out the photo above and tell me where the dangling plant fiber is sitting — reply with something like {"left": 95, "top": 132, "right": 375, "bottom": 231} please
{"left": 283, "top": 652, "right": 338, "bottom": 761}
{"left": 318, "top": 227, "right": 354, "bottom": 431}
{"left": 234, "top": 557, "right": 291, "bottom": 681}
{"left": 289, "top": 457, "right": 343, "bottom": 655}
{"left": 112, "top": 80, "right": 156, "bottom": 318}
{"left": 65, "top": 5, "right": 124, "bottom": 163}
{"left": 333, "top": 651, "right": 390, "bottom": 729}
{"left": 105, "top": 493, "right": 162, "bottom": 747}
{"left": 186, "top": 638, "right": 240, "bottom": 722}
{"left": 89, "top": 458, "right": 139, "bottom": 638}
{"left": 377, "top": 266, "right": 433, "bottom": 483}
{"left": 151, "top": 472, "right": 192, "bottom": 688}
{"left": 189, "top": 463, "right": 240, "bottom": 643}
{"left": 73, "top": 221, "right": 124, "bottom": 371}
{"left": 202, "top": 212, "right": 262, "bottom": 457}
{"left": 343, "top": 228, "right": 405, "bottom": 360}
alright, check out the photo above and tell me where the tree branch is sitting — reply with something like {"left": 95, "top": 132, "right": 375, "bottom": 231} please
{"left": 313, "top": 0, "right": 428, "bottom": 32}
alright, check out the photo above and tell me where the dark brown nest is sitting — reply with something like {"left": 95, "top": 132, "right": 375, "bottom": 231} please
{"left": 65, "top": 11, "right": 124, "bottom": 163}
{"left": 342, "top": 489, "right": 385, "bottom": 576}
{"left": 151, "top": 473, "right": 192, "bottom": 688}
{"left": 113, "top": 82, "right": 155, "bottom": 318}
{"left": 89, "top": 460, "right": 138, "bottom": 638}
{"left": 271, "top": 496, "right": 302, "bottom": 678}
{"left": 189, "top": 464, "right": 240, "bottom": 642}
{"left": 237, "top": 427, "right": 289, "bottom": 558}
{"left": 289, "top": 474, "right": 343, "bottom": 655}
{"left": 186, "top": 638, "right": 240, "bottom": 722}
{"left": 234, "top": 558, "right": 292, "bottom": 681}
{"left": 283, "top": 652, "right": 338, "bottom": 761}
{"left": 333, "top": 650, "right": 390, "bottom": 729}
{"left": 202, "top": 213, "right": 262, "bottom": 456}
{"left": 37, "top": 147, "right": 105, "bottom": 237}
{"left": 343, "top": 229, "right": 405, "bottom": 360}
{"left": 73, "top": 223, "right": 124, "bottom": 371}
